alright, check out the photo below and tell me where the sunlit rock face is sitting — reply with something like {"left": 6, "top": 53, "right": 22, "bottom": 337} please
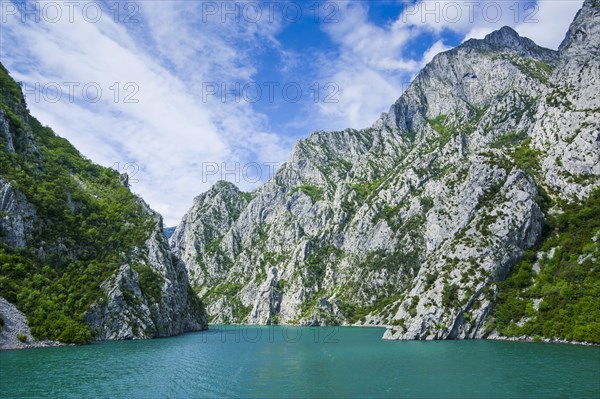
{"left": 171, "top": 0, "right": 599, "bottom": 340}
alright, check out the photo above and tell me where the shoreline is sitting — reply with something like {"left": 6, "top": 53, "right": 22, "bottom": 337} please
{"left": 483, "top": 332, "right": 599, "bottom": 347}
{"left": 0, "top": 340, "right": 64, "bottom": 351}
{"left": 2, "top": 323, "right": 597, "bottom": 350}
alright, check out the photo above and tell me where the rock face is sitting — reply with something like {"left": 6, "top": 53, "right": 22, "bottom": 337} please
{"left": 529, "top": 0, "right": 600, "bottom": 200}
{"left": 0, "top": 297, "right": 60, "bottom": 350}
{"left": 0, "top": 63, "right": 207, "bottom": 344}
{"left": 0, "top": 178, "right": 36, "bottom": 248}
{"left": 171, "top": 181, "right": 251, "bottom": 294}
{"left": 83, "top": 201, "right": 208, "bottom": 340}
{"left": 171, "top": 0, "right": 599, "bottom": 339}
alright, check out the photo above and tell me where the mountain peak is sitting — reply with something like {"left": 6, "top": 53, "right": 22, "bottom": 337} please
{"left": 213, "top": 180, "right": 239, "bottom": 190}
{"left": 192, "top": 180, "right": 242, "bottom": 203}
{"left": 483, "top": 26, "right": 519, "bottom": 44}
{"left": 463, "top": 25, "right": 542, "bottom": 54}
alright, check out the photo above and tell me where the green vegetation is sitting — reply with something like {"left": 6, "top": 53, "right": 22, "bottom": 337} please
{"left": 337, "top": 300, "right": 370, "bottom": 324}
{"left": 351, "top": 178, "right": 385, "bottom": 203}
{"left": 545, "top": 86, "right": 574, "bottom": 110}
{"left": 0, "top": 65, "right": 26, "bottom": 113}
{"left": 335, "top": 249, "right": 420, "bottom": 324}
{"left": 262, "top": 251, "right": 287, "bottom": 267}
{"left": 275, "top": 279, "right": 287, "bottom": 293}
{"left": 428, "top": 114, "right": 455, "bottom": 147}
{"left": 132, "top": 264, "right": 164, "bottom": 304}
{"left": 506, "top": 56, "right": 553, "bottom": 84}
{"left": 202, "top": 282, "right": 251, "bottom": 322}
{"left": 492, "top": 189, "right": 600, "bottom": 343}
{"left": 491, "top": 131, "right": 528, "bottom": 148}
{"left": 360, "top": 249, "right": 419, "bottom": 275}
{"left": 16, "top": 333, "right": 26, "bottom": 343}
{"left": 291, "top": 185, "right": 323, "bottom": 203}
{"left": 408, "top": 295, "right": 421, "bottom": 317}
{"left": 305, "top": 244, "right": 343, "bottom": 286}
{"left": 442, "top": 283, "right": 460, "bottom": 308}
{"left": 508, "top": 137, "right": 543, "bottom": 175}
{"left": 373, "top": 204, "right": 402, "bottom": 230}
{"left": 427, "top": 106, "right": 487, "bottom": 149}
{"left": 0, "top": 64, "right": 167, "bottom": 343}
{"left": 206, "top": 238, "right": 222, "bottom": 254}
{"left": 420, "top": 196, "right": 434, "bottom": 213}
{"left": 239, "top": 191, "right": 254, "bottom": 203}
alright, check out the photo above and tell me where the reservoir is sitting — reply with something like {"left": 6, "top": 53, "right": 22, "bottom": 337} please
{"left": 1, "top": 326, "right": 599, "bottom": 398}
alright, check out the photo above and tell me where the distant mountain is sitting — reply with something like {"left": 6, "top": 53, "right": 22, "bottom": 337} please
{"left": 163, "top": 226, "right": 177, "bottom": 239}
{"left": 171, "top": 0, "right": 599, "bottom": 343}
{"left": 0, "top": 65, "right": 207, "bottom": 347}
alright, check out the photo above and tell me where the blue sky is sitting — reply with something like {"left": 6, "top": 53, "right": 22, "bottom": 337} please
{"left": 0, "top": 0, "right": 583, "bottom": 225}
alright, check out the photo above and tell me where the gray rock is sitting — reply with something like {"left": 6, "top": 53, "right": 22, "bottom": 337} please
{"left": 0, "top": 178, "right": 36, "bottom": 248}
{"left": 0, "top": 297, "right": 61, "bottom": 350}
{"left": 171, "top": 0, "right": 599, "bottom": 341}
{"left": 85, "top": 199, "right": 208, "bottom": 340}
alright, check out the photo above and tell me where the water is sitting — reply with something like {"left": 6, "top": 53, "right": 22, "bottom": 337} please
{"left": 1, "top": 326, "right": 599, "bottom": 398}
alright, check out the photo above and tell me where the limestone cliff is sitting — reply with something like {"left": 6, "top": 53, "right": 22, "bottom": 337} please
{"left": 171, "top": 0, "right": 599, "bottom": 341}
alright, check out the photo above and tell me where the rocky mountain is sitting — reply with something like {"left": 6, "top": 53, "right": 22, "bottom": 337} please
{"left": 171, "top": 0, "right": 599, "bottom": 342}
{"left": 0, "top": 64, "right": 207, "bottom": 347}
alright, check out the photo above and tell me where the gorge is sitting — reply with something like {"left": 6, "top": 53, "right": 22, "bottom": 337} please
{"left": 1, "top": 0, "right": 599, "bottom": 350}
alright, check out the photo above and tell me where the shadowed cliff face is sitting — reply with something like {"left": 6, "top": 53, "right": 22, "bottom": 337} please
{"left": 171, "top": 0, "right": 599, "bottom": 341}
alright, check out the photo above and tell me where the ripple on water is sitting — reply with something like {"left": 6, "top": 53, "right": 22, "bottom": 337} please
{"left": 1, "top": 327, "right": 599, "bottom": 399}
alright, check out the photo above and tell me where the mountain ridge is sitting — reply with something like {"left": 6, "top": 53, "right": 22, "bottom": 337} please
{"left": 171, "top": 0, "right": 599, "bottom": 343}
{"left": 0, "top": 64, "right": 208, "bottom": 348}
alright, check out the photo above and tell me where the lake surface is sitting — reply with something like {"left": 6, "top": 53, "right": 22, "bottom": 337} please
{"left": 1, "top": 326, "right": 599, "bottom": 398}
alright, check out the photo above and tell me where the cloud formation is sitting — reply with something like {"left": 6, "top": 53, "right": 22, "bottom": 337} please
{"left": 1, "top": 0, "right": 290, "bottom": 225}
{"left": 1, "top": 0, "right": 582, "bottom": 225}
{"left": 314, "top": 0, "right": 583, "bottom": 131}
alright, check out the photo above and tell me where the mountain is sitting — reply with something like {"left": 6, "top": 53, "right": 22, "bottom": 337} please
{"left": 171, "top": 0, "right": 599, "bottom": 342}
{"left": 163, "top": 226, "right": 177, "bottom": 239}
{"left": 0, "top": 64, "right": 207, "bottom": 348}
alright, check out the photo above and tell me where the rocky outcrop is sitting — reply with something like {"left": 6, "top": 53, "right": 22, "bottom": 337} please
{"left": 171, "top": 1, "right": 599, "bottom": 340}
{"left": 0, "top": 62, "right": 208, "bottom": 344}
{"left": 0, "top": 297, "right": 60, "bottom": 350}
{"left": 84, "top": 200, "right": 208, "bottom": 340}
{"left": 0, "top": 178, "right": 36, "bottom": 248}
{"left": 170, "top": 181, "right": 250, "bottom": 294}
{"left": 383, "top": 168, "right": 544, "bottom": 339}
{"left": 529, "top": 0, "right": 600, "bottom": 200}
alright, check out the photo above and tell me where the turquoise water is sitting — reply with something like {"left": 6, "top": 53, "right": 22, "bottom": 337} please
{"left": 1, "top": 326, "right": 599, "bottom": 398}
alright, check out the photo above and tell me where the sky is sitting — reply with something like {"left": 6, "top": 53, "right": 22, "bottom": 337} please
{"left": 0, "top": 0, "right": 583, "bottom": 226}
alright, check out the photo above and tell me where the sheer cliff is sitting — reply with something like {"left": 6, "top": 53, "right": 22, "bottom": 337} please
{"left": 171, "top": 0, "right": 599, "bottom": 343}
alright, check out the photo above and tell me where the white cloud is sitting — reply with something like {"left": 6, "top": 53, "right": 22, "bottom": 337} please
{"left": 0, "top": 0, "right": 584, "bottom": 225}
{"left": 514, "top": 0, "right": 583, "bottom": 49}
{"left": 1, "top": 1, "right": 290, "bottom": 225}
{"left": 315, "top": 0, "right": 582, "bottom": 131}
{"left": 313, "top": 3, "right": 420, "bottom": 130}
{"left": 420, "top": 39, "right": 453, "bottom": 66}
